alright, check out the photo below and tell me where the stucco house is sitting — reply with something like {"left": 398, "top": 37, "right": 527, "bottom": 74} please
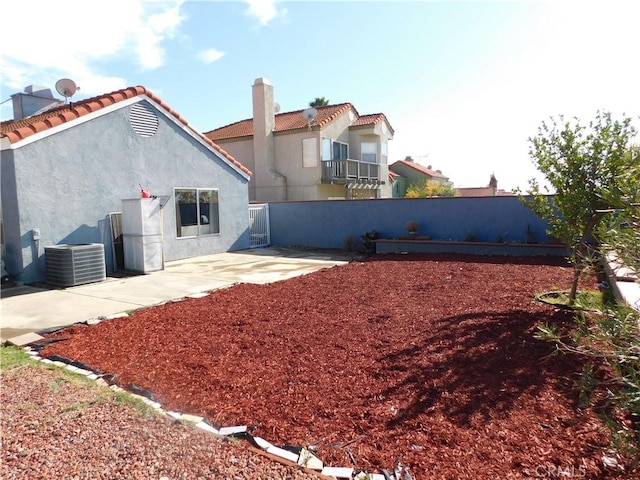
{"left": 1, "top": 85, "right": 252, "bottom": 285}
{"left": 388, "top": 158, "right": 451, "bottom": 197}
{"left": 204, "top": 78, "right": 394, "bottom": 202}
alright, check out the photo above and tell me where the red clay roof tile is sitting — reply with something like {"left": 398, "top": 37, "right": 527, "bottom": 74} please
{"left": 204, "top": 103, "right": 394, "bottom": 141}
{"left": 1, "top": 86, "right": 251, "bottom": 177}
{"left": 350, "top": 113, "right": 394, "bottom": 134}
{"left": 389, "top": 160, "right": 449, "bottom": 179}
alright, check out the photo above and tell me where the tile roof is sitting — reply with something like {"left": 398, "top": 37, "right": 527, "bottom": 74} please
{"left": 1, "top": 86, "right": 252, "bottom": 177}
{"left": 204, "top": 104, "right": 394, "bottom": 141}
{"left": 389, "top": 160, "right": 449, "bottom": 180}
{"left": 457, "top": 187, "right": 516, "bottom": 197}
{"left": 350, "top": 113, "right": 394, "bottom": 134}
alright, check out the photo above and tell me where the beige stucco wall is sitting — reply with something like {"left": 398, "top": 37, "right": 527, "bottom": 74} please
{"left": 273, "top": 130, "right": 322, "bottom": 199}
{"left": 210, "top": 138, "right": 256, "bottom": 200}
{"left": 211, "top": 108, "right": 394, "bottom": 201}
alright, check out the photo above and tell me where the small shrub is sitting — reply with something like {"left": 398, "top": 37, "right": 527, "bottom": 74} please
{"left": 535, "top": 296, "right": 640, "bottom": 469}
{"left": 357, "top": 230, "right": 381, "bottom": 255}
{"left": 464, "top": 232, "right": 479, "bottom": 242}
{"left": 342, "top": 235, "right": 355, "bottom": 252}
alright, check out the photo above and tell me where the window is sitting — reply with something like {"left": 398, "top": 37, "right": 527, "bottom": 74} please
{"left": 322, "top": 138, "right": 349, "bottom": 160}
{"left": 361, "top": 142, "right": 377, "bottom": 163}
{"left": 175, "top": 188, "right": 220, "bottom": 238}
{"left": 333, "top": 141, "right": 349, "bottom": 160}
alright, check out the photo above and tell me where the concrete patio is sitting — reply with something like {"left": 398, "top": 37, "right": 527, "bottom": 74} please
{"left": 0, "top": 247, "right": 350, "bottom": 343}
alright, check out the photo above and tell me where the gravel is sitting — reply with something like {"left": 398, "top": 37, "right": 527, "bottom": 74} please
{"left": 1, "top": 364, "right": 319, "bottom": 480}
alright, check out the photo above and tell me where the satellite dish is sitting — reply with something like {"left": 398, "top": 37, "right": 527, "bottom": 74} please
{"left": 302, "top": 107, "right": 318, "bottom": 122}
{"left": 274, "top": 102, "right": 281, "bottom": 113}
{"left": 55, "top": 78, "right": 78, "bottom": 100}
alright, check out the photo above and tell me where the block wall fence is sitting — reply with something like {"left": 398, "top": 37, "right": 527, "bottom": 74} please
{"left": 267, "top": 195, "right": 556, "bottom": 249}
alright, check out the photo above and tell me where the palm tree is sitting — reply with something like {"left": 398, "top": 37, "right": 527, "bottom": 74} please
{"left": 309, "top": 97, "right": 329, "bottom": 107}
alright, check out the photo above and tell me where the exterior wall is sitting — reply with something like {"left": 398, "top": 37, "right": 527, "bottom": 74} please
{"left": 352, "top": 132, "right": 391, "bottom": 198}
{"left": 268, "top": 196, "right": 556, "bottom": 249}
{"left": 316, "top": 184, "right": 350, "bottom": 200}
{"left": 210, "top": 108, "right": 395, "bottom": 201}
{"left": 274, "top": 130, "right": 322, "bottom": 200}
{"left": 391, "top": 177, "right": 408, "bottom": 198}
{"left": 378, "top": 177, "right": 392, "bottom": 198}
{"left": 1, "top": 100, "right": 250, "bottom": 284}
{"left": 322, "top": 112, "right": 353, "bottom": 146}
{"left": 349, "top": 122, "right": 393, "bottom": 199}
{"left": 210, "top": 137, "right": 256, "bottom": 200}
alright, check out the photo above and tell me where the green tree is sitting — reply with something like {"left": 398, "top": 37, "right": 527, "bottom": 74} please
{"left": 405, "top": 179, "right": 458, "bottom": 198}
{"left": 523, "top": 111, "right": 637, "bottom": 302}
{"left": 598, "top": 146, "right": 640, "bottom": 276}
{"left": 309, "top": 97, "right": 329, "bottom": 107}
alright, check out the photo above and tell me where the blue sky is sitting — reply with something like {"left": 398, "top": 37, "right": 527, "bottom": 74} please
{"left": 1, "top": 0, "right": 638, "bottom": 191}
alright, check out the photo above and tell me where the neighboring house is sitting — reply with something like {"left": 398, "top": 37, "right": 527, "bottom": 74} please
{"left": 204, "top": 78, "right": 394, "bottom": 202}
{"left": 1, "top": 85, "right": 252, "bottom": 285}
{"left": 457, "top": 174, "right": 516, "bottom": 197}
{"left": 388, "top": 158, "right": 450, "bottom": 197}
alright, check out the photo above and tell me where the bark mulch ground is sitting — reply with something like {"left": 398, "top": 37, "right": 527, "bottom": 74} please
{"left": 40, "top": 253, "right": 630, "bottom": 479}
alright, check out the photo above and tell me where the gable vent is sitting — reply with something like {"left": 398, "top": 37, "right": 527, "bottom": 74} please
{"left": 130, "top": 102, "right": 159, "bottom": 137}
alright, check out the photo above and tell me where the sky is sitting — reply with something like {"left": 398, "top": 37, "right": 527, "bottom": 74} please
{"left": 1, "top": 0, "right": 638, "bottom": 191}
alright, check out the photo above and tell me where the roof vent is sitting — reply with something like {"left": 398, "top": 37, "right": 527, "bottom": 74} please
{"left": 130, "top": 102, "right": 159, "bottom": 137}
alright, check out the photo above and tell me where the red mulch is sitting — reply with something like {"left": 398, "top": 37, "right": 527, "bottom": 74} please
{"left": 40, "top": 254, "right": 629, "bottom": 479}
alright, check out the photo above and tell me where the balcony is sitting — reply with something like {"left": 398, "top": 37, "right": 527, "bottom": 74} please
{"left": 321, "top": 159, "right": 381, "bottom": 184}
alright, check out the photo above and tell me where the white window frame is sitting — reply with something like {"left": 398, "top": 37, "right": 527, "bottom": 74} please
{"left": 361, "top": 142, "right": 377, "bottom": 163}
{"left": 322, "top": 138, "right": 349, "bottom": 161}
{"left": 175, "top": 187, "right": 220, "bottom": 238}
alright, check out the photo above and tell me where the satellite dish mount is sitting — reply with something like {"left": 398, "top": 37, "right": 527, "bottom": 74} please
{"left": 302, "top": 107, "right": 318, "bottom": 130}
{"left": 55, "top": 78, "right": 79, "bottom": 103}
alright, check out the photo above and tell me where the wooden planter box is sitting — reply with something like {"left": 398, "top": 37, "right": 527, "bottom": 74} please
{"left": 375, "top": 239, "right": 568, "bottom": 257}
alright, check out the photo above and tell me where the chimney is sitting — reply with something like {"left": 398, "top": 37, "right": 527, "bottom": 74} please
{"left": 251, "top": 78, "right": 286, "bottom": 201}
{"left": 489, "top": 173, "right": 498, "bottom": 196}
{"left": 11, "top": 85, "right": 62, "bottom": 120}
{"left": 252, "top": 78, "right": 276, "bottom": 171}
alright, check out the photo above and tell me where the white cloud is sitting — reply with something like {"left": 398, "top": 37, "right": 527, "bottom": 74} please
{"left": 198, "top": 48, "right": 226, "bottom": 64}
{"left": 243, "top": 0, "right": 286, "bottom": 26}
{"left": 0, "top": 0, "right": 186, "bottom": 96}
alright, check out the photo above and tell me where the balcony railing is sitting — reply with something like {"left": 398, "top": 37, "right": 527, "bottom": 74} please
{"left": 322, "top": 159, "right": 380, "bottom": 184}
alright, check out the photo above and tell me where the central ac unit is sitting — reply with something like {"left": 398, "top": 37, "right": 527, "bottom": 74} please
{"left": 45, "top": 243, "right": 106, "bottom": 287}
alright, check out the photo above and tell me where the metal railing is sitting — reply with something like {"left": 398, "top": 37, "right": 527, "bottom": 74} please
{"left": 322, "top": 159, "right": 380, "bottom": 183}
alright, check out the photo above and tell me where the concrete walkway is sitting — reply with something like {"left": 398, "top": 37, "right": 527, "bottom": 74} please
{"left": 0, "top": 247, "right": 350, "bottom": 342}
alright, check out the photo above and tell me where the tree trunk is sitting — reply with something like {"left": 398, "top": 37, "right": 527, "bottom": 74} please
{"left": 568, "top": 211, "right": 601, "bottom": 304}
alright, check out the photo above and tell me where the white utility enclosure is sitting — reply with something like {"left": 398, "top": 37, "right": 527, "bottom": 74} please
{"left": 122, "top": 198, "right": 163, "bottom": 273}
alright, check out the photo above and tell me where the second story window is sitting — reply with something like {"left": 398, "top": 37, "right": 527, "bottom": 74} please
{"left": 361, "top": 142, "right": 377, "bottom": 163}
{"left": 333, "top": 141, "right": 349, "bottom": 160}
{"left": 322, "top": 138, "right": 349, "bottom": 160}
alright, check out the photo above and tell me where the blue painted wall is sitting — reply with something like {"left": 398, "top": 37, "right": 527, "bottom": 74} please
{"left": 268, "top": 196, "right": 556, "bottom": 249}
{"left": 1, "top": 99, "right": 250, "bottom": 284}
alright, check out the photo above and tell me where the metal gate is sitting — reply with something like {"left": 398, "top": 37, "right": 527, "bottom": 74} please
{"left": 248, "top": 203, "right": 270, "bottom": 248}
